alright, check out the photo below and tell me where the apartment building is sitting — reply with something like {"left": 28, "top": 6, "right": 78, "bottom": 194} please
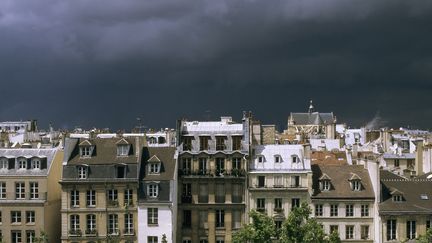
{"left": 176, "top": 115, "right": 251, "bottom": 243}
{"left": 379, "top": 170, "right": 432, "bottom": 242}
{"left": 0, "top": 147, "right": 63, "bottom": 243}
{"left": 138, "top": 147, "right": 177, "bottom": 243}
{"left": 311, "top": 164, "right": 375, "bottom": 242}
{"left": 60, "top": 136, "right": 143, "bottom": 243}
{"left": 248, "top": 144, "right": 312, "bottom": 229}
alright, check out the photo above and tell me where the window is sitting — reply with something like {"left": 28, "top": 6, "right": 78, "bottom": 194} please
{"left": 26, "top": 211, "right": 35, "bottom": 223}
{"left": 258, "top": 176, "right": 265, "bottom": 187}
{"left": 0, "top": 159, "right": 8, "bottom": 170}
{"left": 257, "top": 198, "right": 265, "bottom": 211}
{"left": 26, "top": 230, "right": 35, "bottom": 243}
{"left": 292, "top": 155, "right": 300, "bottom": 163}
{"left": 216, "top": 158, "right": 225, "bottom": 176}
{"left": 345, "top": 225, "right": 354, "bottom": 239}
{"left": 124, "top": 213, "right": 133, "bottom": 234}
{"left": 330, "top": 204, "right": 338, "bottom": 217}
{"left": 216, "top": 136, "right": 226, "bottom": 150}
{"left": 232, "top": 183, "right": 242, "bottom": 203}
{"left": 232, "top": 157, "right": 241, "bottom": 170}
{"left": 215, "top": 183, "right": 225, "bottom": 203}
{"left": 232, "top": 136, "right": 242, "bottom": 150}
{"left": 345, "top": 204, "right": 353, "bottom": 217}
{"left": 216, "top": 238, "right": 225, "bottom": 243}
{"left": 361, "top": 225, "right": 369, "bottom": 239}
{"left": 107, "top": 189, "right": 118, "bottom": 205}
{"left": 199, "top": 158, "right": 207, "bottom": 174}
{"left": 274, "top": 155, "right": 281, "bottom": 163}
{"left": 148, "top": 236, "right": 158, "bottom": 243}
{"left": 258, "top": 156, "right": 264, "bottom": 163}
{"left": 147, "top": 184, "right": 158, "bottom": 198}
{"left": 291, "top": 198, "right": 300, "bottom": 209}
{"left": 352, "top": 180, "right": 361, "bottom": 191}
{"left": 148, "top": 208, "right": 158, "bottom": 225}
{"left": 12, "top": 231, "right": 22, "bottom": 243}
{"left": 108, "top": 214, "right": 119, "bottom": 235}
{"left": 18, "top": 158, "right": 27, "bottom": 169}
{"left": 330, "top": 225, "right": 339, "bottom": 233}
{"left": 0, "top": 182, "right": 5, "bottom": 199}
{"left": 16, "top": 182, "right": 25, "bottom": 199}
{"left": 200, "top": 211, "right": 208, "bottom": 229}
{"left": 323, "top": 180, "right": 331, "bottom": 191}
{"left": 274, "top": 175, "right": 283, "bottom": 187}
{"left": 182, "top": 137, "right": 192, "bottom": 151}
{"left": 387, "top": 219, "right": 397, "bottom": 241}
{"left": 274, "top": 198, "right": 282, "bottom": 210}
{"left": 78, "top": 166, "right": 87, "bottom": 179}
{"left": 70, "top": 214, "right": 80, "bottom": 231}
{"left": 291, "top": 175, "right": 300, "bottom": 187}
{"left": 361, "top": 204, "right": 369, "bottom": 217}
{"left": 200, "top": 136, "right": 210, "bottom": 150}
{"left": 182, "top": 158, "right": 192, "bottom": 174}
{"left": 275, "top": 220, "right": 283, "bottom": 230}
{"left": 183, "top": 210, "right": 191, "bottom": 228}
{"left": 315, "top": 204, "right": 323, "bottom": 216}
{"left": 86, "top": 214, "right": 96, "bottom": 232}
{"left": 30, "top": 182, "right": 38, "bottom": 199}
{"left": 183, "top": 240, "right": 192, "bottom": 243}
{"left": 406, "top": 220, "right": 416, "bottom": 240}
{"left": 232, "top": 210, "right": 241, "bottom": 229}
{"left": 149, "top": 163, "right": 160, "bottom": 174}
{"left": 11, "top": 211, "right": 21, "bottom": 223}
{"left": 71, "top": 190, "right": 79, "bottom": 207}
{"left": 393, "top": 195, "right": 403, "bottom": 202}
{"left": 117, "top": 145, "right": 129, "bottom": 156}
{"left": 31, "top": 159, "right": 40, "bottom": 169}
{"left": 86, "top": 190, "right": 96, "bottom": 207}
{"left": 0, "top": 211, "right": 2, "bottom": 223}
{"left": 116, "top": 165, "right": 126, "bottom": 178}
{"left": 427, "top": 220, "right": 431, "bottom": 229}
{"left": 216, "top": 210, "right": 225, "bottom": 228}
{"left": 199, "top": 184, "right": 209, "bottom": 203}
{"left": 80, "top": 146, "right": 92, "bottom": 157}
{"left": 394, "top": 159, "right": 400, "bottom": 167}
{"left": 200, "top": 239, "right": 209, "bottom": 243}
{"left": 124, "top": 189, "right": 133, "bottom": 206}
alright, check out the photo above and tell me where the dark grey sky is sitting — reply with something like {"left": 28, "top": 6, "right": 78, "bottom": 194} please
{"left": 1, "top": 0, "right": 431, "bottom": 131}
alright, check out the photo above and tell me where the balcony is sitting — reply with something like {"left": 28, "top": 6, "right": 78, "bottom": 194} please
{"left": 68, "top": 229, "right": 82, "bottom": 237}
{"left": 179, "top": 169, "right": 246, "bottom": 178}
{"left": 85, "top": 229, "right": 97, "bottom": 236}
{"left": 0, "top": 192, "right": 48, "bottom": 202}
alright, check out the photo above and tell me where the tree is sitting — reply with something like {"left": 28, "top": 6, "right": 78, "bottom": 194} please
{"left": 417, "top": 228, "right": 432, "bottom": 243}
{"left": 327, "top": 230, "right": 342, "bottom": 243}
{"left": 34, "top": 231, "right": 49, "bottom": 243}
{"left": 162, "top": 234, "right": 168, "bottom": 243}
{"left": 233, "top": 210, "right": 276, "bottom": 243}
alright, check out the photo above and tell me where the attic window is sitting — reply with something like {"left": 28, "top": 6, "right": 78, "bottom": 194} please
{"left": 78, "top": 166, "right": 88, "bottom": 179}
{"left": 18, "top": 158, "right": 27, "bottom": 169}
{"left": 80, "top": 146, "right": 93, "bottom": 158}
{"left": 117, "top": 145, "right": 130, "bottom": 156}
{"left": 393, "top": 195, "right": 403, "bottom": 202}
{"left": 31, "top": 158, "right": 41, "bottom": 169}
{"left": 292, "top": 155, "right": 300, "bottom": 163}
{"left": 323, "top": 180, "right": 331, "bottom": 191}
{"left": 351, "top": 180, "right": 362, "bottom": 191}
{"left": 0, "top": 158, "right": 8, "bottom": 170}
{"left": 257, "top": 156, "right": 264, "bottom": 163}
{"left": 274, "top": 155, "right": 282, "bottom": 163}
{"left": 116, "top": 164, "right": 126, "bottom": 178}
{"left": 148, "top": 163, "right": 161, "bottom": 174}
{"left": 420, "top": 194, "right": 429, "bottom": 200}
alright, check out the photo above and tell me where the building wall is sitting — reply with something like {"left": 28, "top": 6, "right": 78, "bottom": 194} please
{"left": 381, "top": 215, "right": 431, "bottom": 242}
{"left": 138, "top": 205, "right": 173, "bottom": 243}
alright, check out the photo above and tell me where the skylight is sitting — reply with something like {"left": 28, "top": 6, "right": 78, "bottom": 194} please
{"left": 420, "top": 194, "right": 429, "bottom": 200}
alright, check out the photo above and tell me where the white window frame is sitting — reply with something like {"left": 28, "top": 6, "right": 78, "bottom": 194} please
{"left": 292, "top": 155, "right": 300, "bottom": 163}
{"left": 407, "top": 220, "right": 416, "bottom": 239}
{"left": 107, "top": 189, "right": 118, "bottom": 202}
{"left": 124, "top": 189, "right": 133, "bottom": 206}
{"left": 70, "top": 214, "right": 80, "bottom": 231}
{"left": 124, "top": 213, "right": 133, "bottom": 234}
{"left": 148, "top": 163, "right": 160, "bottom": 174}
{"left": 86, "top": 214, "right": 96, "bottom": 231}
{"left": 315, "top": 204, "right": 323, "bottom": 216}
{"left": 257, "top": 156, "right": 264, "bottom": 163}
{"left": 345, "top": 204, "right": 354, "bottom": 217}
{"left": 11, "top": 211, "right": 21, "bottom": 223}
{"left": 30, "top": 182, "right": 38, "bottom": 199}
{"left": 78, "top": 166, "right": 87, "bottom": 179}
{"left": 0, "top": 159, "right": 8, "bottom": 170}
{"left": 16, "top": 182, "right": 25, "bottom": 199}
{"left": 80, "top": 146, "right": 92, "bottom": 157}
{"left": 361, "top": 204, "right": 369, "bottom": 217}
{"left": 274, "top": 155, "right": 281, "bottom": 163}
{"left": 147, "top": 184, "right": 158, "bottom": 198}
{"left": 71, "top": 190, "right": 79, "bottom": 207}
{"left": 117, "top": 145, "right": 129, "bottom": 156}
{"left": 86, "top": 190, "right": 96, "bottom": 207}
{"left": 345, "top": 225, "right": 354, "bottom": 239}
{"left": 148, "top": 208, "right": 158, "bottom": 225}
{"left": 18, "top": 158, "right": 27, "bottom": 170}
{"left": 26, "top": 211, "right": 35, "bottom": 224}
{"left": 0, "top": 182, "right": 6, "bottom": 199}
{"left": 31, "top": 159, "right": 40, "bottom": 169}
{"left": 330, "top": 204, "right": 338, "bottom": 217}
{"left": 352, "top": 180, "right": 361, "bottom": 191}
{"left": 323, "top": 180, "right": 331, "bottom": 191}
{"left": 108, "top": 214, "right": 119, "bottom": 235}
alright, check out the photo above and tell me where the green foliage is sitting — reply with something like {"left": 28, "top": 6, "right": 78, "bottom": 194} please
{"left": 162, "top": 234, "right": 168, "bottom": 243}
{"left": 234, "top": 202, "right": 341, "bottom": 243}
{"left": 33, "top": 231, "right": 49, "bottom": 243}
{"left": 417, "top": 228, "right": 432, "bottom": 243}
{"left": 233, "top": 210, "right": 276, "bottom": 243}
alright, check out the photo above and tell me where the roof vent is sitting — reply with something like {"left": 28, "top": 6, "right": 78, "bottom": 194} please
{"left": 221, "top": 116, "right": 232, "bottom": 123}
{"left": 420, "top": 194, "right": 429, "bottom": 200}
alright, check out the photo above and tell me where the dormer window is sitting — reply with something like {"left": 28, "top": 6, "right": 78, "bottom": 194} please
{"left": 149, "top": 163, "right": 161, "bottom": 174}
{"left": 323, "top": 180, "right": 331, "bottom": 191}
{"left": 257, "top": 156, "right": 265, "bottom": 163}
{"left": 0, "top": 158, "right": 8, "bottom": 170}
{"left": 393, "top": 195, "right": 403, "bottom": 202}
{"left": 80, "top": 146, "right": 92, "bottom": 157}
{"left": 78, "top": 166, "right": 88, "bottom": 179}
{"left": 292, "top": 155, "right": 300, "bottom": 163}
{"left": 18, "top": 158, "right": 27, "bottom": 170}
{"left": 319, "top": 173, "right": 332, "bottom": 191}
{"left": 116, "top": 164, "right": 126, "bottom": 178}
{"left": 352, "top": 180, "right": 362, "bottom": 191}
{"left": 31, "top": 158, "right": 41, "bottom": 169}
{"left": 274, "top": 155, "right": 282, "bottom": 163}
{"left": 117, "top": 145, "right": 130, "bottom": 156}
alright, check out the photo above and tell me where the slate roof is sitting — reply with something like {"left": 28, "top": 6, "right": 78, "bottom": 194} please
{"left": 65, "top": 137, "right": 140, "bottom": 165}
{"left": 0, "top": 148, "right": 57, "bottom": 175}
{"left": 290, "top": 112, "right": 335, "bottom": 125}
{"left": 141, "top": 147, "right": 176, "bottom": 181}
{"left": 312, "top": 164, "right": 374, "bottom": 199}
{"left": 380, "top": 177, "right": 432, "bottom": 215}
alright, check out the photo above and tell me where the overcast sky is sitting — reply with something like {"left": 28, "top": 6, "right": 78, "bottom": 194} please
{"left": 1, "top": 0, "right": 431, "bottom": 131}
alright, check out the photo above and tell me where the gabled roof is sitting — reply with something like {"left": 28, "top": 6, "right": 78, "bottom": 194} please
{"left": 79, "top": 140, "right": 93, "bottom": 146}
{"left": 148, "top": 155, "right": 161, "bottom": 163}
{"left": 115, "top": 138, "right": 130, "bottom": 145}
{"left": 141, "top": 147, "right": 176, "bottom": 181}
{"left": 312, "top": 164, "right": 374, "bottom": 199}
{"left": 319, "top": 173, "right": 332, "bottom": 180}
{"left": 349, "top": 173, "right": 362, "bottom": 181}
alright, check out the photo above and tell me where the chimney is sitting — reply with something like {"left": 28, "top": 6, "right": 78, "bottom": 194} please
{"left": 415, "top": 140, "right": 424, "bottom": 176}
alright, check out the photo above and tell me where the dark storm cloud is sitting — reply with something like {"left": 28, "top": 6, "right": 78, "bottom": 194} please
{"left": 1, "top": 0, "right": 431, "bottom": 130}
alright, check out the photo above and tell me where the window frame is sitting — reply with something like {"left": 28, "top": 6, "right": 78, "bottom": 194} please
{"left": 148, "top": 208, "right": 158, "bottom": 225}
